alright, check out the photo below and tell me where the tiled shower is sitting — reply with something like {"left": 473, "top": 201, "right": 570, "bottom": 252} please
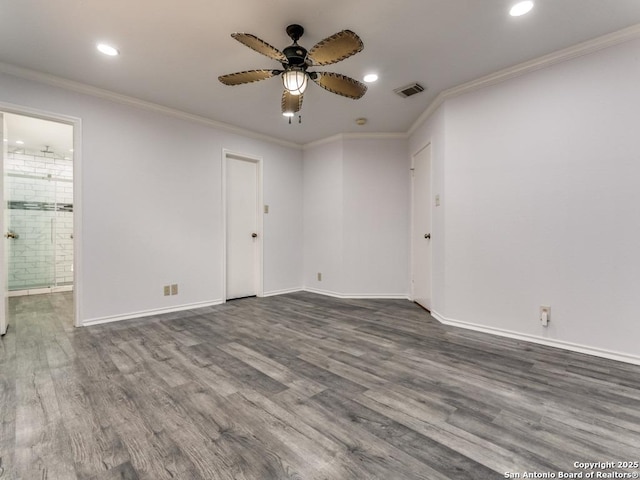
{"left": 5, "top": 150, "right": 73, "bottom": 294}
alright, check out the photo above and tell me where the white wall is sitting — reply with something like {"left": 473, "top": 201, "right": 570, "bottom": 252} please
{"left": 411, "top": 38, "right": 640, "bottom": 361}
{"left": 342, "top": 138, "right": 409, "bottom": 296}
{"left": 0, "top": 71, "right": 304, "bottom": 323}
{"left": 263, "top": 146, "right": 304, "bottom": 295}
{"left": 303, "top": 140, "right": 344, "bottom": 293}
{"left": 303, "top": 136, "right": 410, "bottom": 297}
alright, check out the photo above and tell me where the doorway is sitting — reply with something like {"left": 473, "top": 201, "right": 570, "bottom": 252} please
{"left": 1, "top": 108, "right": 79, "bottom": 334}
{"left": 223, "top": 151, "right": 263, "bottom": 301}
{"left": 411, "top": 144, "right": 432, "bottom": 311}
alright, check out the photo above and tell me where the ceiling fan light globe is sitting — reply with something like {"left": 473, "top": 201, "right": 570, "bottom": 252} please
{"left": 283, "top": 70, "right": 308, "bottom": 95}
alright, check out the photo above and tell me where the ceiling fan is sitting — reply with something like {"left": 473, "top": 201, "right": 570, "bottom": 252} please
{"left": 218, "top": 24, "right": 367, "bottom": 120}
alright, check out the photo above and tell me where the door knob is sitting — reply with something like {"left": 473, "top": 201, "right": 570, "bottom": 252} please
{"left": 424, "top": 233, "right": 431, "bottom": 239}
{"left": 251, "top": 233, "right": 258, "bottom": 238}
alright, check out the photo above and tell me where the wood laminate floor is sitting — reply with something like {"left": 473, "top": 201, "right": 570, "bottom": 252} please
{"left": 1, "top": 292, "right": 639, "bottom": 479}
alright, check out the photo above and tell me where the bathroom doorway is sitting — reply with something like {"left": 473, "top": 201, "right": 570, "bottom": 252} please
{"left": 1, "top": 110, "right": 76, "bottom": 332}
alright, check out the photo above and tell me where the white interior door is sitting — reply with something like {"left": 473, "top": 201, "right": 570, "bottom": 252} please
{"left": 0, "top": 113, "right": 8, "bottom": 334}
{"left": 412, "top": 144, "right": 432, "bottom": 310}
{"left": 226, "top": 155, "right": 260, "bottom": 300}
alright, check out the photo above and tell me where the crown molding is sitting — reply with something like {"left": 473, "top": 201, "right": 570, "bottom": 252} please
{"left": 342, "top": 132, "right": 408, "bottom": 141}
{"left": 0, "top": 61, "right": 406, "bottom": 151}
{"left": 303, "top": 132, "right": 407, "bottom": 150}
{"left": 408, "top": 22, "right": 640, "bottom": 136}
{"left": 303, "top": 133, "right": 343, "bottom": 149}
{"left": 0, "top": 62, "right": 302, "bottom": 150}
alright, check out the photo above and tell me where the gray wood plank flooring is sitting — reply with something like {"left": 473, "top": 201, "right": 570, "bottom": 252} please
{"left": 1, "top": 291, "right": 640, "bottom": 479}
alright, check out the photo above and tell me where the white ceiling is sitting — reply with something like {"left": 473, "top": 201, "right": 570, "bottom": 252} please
{"left": 1, "top": 0, "right": 640, "bottom": 145}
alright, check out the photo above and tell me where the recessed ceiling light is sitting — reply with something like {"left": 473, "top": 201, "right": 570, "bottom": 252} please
{"left": 97, "top": 43, "right": 120, "bottom": 56}
{"left": 2, "top": 138, "right": 7, "bottom": 142}
{"left": 282, "top": 112, "right": 295, "bottom": 117}
{"left": 69, "top": 148, "right": 74, "bottom": 152}
{"left": 363, "top": 73, "right": 378, "bottom": 83}
{"left": 510, "top": 1, "right": 534, "bottom": 16}
{"left": 16, "top": 140, "right": 24, "bottom": 145}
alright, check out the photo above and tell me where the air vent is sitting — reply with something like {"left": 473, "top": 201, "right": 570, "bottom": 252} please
{"left": 394, "top": 83, "right": 425, "bottom": 98}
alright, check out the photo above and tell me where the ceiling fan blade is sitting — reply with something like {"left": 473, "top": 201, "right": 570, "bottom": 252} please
{"left": 311, "top": 72, "right": 367, "bottom": 99}
{"left": 231, "top": 33, "right": 287, "bottom": 63}
{"left": 282, "top": 90, "right": 303, "bottom": 114}
{"left": 308, "top": 30, "right": 364, "bottom": 66}
{"left": 218, "top": 69, "right": 279, "bottom": 86}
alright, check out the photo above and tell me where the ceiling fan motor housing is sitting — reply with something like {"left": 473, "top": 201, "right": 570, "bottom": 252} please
{"left": 283, "top": 45, "right": 308, "bottom": 67}
{"left": 283, "top": 24, "right": 308, "bottom": 68}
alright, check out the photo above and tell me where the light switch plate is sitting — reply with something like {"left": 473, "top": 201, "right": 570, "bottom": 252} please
{"left": 540, "top": 306, "right": 550, "bottom": 326}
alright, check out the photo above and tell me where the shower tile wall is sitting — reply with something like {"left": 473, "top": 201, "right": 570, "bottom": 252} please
{"left": 6, "top": 152, "right": 73, "bottom": 290}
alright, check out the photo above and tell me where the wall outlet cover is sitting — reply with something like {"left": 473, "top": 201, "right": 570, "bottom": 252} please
{"left": 163, "top": 285, "right": 171, "bottom": 296}
{"left": 171, "top": 284, "right": 178, "bottom": 295}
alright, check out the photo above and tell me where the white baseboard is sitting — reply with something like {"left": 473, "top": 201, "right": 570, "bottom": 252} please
{"left": 82, "top": 299, "right": 224, "bottom": 326}
{"left": 79, "top": 292, "right": 639, "bottom": 365}
{"left": 431, "top": 310, "right": 640, "bottom": 366}
{"left": 80, "top": 288, "right": 406, "bottom": 327}
{"left": 261, "top": 287, "right": 304, "bottom": 297}
{"left": 303, "top": 287, "right": 410, "bottom": 300}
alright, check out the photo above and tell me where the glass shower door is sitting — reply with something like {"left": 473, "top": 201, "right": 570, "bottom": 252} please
{"left": 54, "top": 176, "right": 74, "bottom": 288}
{"left": 7, "top": 174, "right": 57, "bottom": 291}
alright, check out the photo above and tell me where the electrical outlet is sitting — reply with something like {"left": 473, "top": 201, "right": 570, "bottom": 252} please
{"left": 264, "top": 204, "right": 269, "bottom": 214}
{"left": 171, "top": 284, "right": 178, "bottom": 295}
{"left": 317, "top": 272, "right": 322, "bottom": 281}
{"left": 540, "top": 306, "right": 550, "bottom": 326}
{"left": 163, "top": 285, "right": 170, "bottom": 296}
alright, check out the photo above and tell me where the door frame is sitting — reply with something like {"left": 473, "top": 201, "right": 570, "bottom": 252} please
{"left": 221, "top": 149, "right": 263, "bottom": 302}
{"left": 410, "top": 142, "right": 433, "bottom": 308}
{"left": 0, "top": 112, "right": 7, "bottom": 334}
{"left": 0, "top": 101, "right": 83, "bottom": 328}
